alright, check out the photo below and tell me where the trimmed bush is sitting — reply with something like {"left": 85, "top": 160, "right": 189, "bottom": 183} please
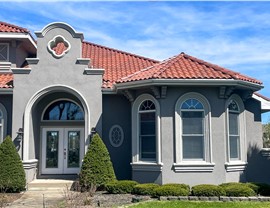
{"left": 250, "top": 183, "right": 270, "bottom": 196}
{"left": 192, "top": 184, "right": 225, "bottom": 197}
{"left": 246, "top": 183, "right": 260, "bottom": 194}
{"left": 221, "top": 184, "right": 256, "bottom": 197}
{"left": 163, "top": 183, "right": 190, "bottom": 192}
{"left": 133, "top": 183, "right": 160, "bottom": 195}
{"left": 106, "top": 180, "right": 138, "bottom": 194}
{"left": 79, "top": 133, "right": 116, "bottom": 189}
{"left": 0, "top": 136, "right": 26, "bottom": 192}
{"left": 152, "top": 185, "right": 190, "bottom": 197}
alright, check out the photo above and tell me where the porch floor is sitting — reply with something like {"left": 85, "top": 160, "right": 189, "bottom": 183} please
{"left": 9, "top": 179, "right": 76, "bottom": 208}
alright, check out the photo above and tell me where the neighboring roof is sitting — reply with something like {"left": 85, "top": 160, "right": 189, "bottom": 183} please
{"left": 253, "top": 92, "right": 270, "bottom": 113}
{"left": 117, "top": 52, "right": 262, "bottom": 85}
{"left": 0, "top": 21, "right": 29, "bottom": 33}
{"left": 0, "top": 73, "right": 13, "bottom": 88}
{"left": 82, "top": 41, "right": 159, "bottom": 88}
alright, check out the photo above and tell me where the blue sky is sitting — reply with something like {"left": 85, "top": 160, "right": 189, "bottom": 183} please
{"left": 1, "top": 1, "right": 270, "bottom": 122}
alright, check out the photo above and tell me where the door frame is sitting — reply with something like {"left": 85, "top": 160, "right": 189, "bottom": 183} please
{"left": 41, "top": 127, "right": 85, "bottom": 175}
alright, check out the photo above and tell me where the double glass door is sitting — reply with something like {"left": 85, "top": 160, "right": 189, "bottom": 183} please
{"left": 41, "top": 127, "right": 84, "bottom": 174}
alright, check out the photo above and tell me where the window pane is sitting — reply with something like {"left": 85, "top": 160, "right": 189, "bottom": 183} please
{"left": 43, "top": 100, "right": 84, "bottom": 120}
{"left": 140, "top": 113, "right": 155, "bottom": 135}
{"left": 140, "top": 136, "right": 156, "bottom": 159}
{"left": 183, "top": 136, "right": 204, "bottom": 159}
{"left": 230, "top": 136, "right": 240, "bottom": 159}
{"left": 46, "top": 131, "right": 59, "bottom": 168}
{"left": 229, "top": 112, "right": 239, "bottom": 135}
{"left": 182, "top": 111, "right": 204, "bottom": 134}
{"left": 140, "top": 100, "right": 155, "bottom": 111}
{"left": 181, "top": 99, "right": 203, "bottom": 109}
{"left": 0, "top": 45, "right": 8, "bottom": 61}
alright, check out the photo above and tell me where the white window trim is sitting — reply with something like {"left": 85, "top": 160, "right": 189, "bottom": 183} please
{"left": 0, "top": 103, "right": 7, "bottom": 143}
{"left": 0, "top": 43, "right": 9, "bottom": 61}
{"left": 131, "top": 94, "right": 163, "bottom": 171}
{"left": 174, "top": 92, "right": 214, "bottom": 172}
{"left": 225, "top": 94, "right": 247, "bottom": 172}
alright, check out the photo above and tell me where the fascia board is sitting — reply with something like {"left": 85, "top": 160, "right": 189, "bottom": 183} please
{"left": 252, "top": 94, "right": 270, "bottom": 112}
{"left": 0, "top": 33, "right": 37, "bottom": 49}
{"left": 115, "top": 79, "right": 263, "bottom": 91}
{"left": 0, "top": 88, "right": 13, "bottom": 94}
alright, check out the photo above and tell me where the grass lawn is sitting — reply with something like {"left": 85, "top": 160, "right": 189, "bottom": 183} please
{"left": 129, "top": 201, "right": 270, "bottom": 208}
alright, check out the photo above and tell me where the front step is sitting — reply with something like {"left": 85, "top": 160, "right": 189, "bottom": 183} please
{"left": 27, "top": 179, "right": 74, "bottom": 191}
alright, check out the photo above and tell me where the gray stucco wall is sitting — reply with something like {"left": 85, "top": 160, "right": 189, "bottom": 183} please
{"left": 102, "top": 94, "right": 132, "bottom": 180}
{"left": 129, "top": 86, "right": 263, "bottom": 186}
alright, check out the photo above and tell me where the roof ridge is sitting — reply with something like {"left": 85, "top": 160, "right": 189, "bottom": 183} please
{"left": 182, "top": 53, "right": 262, "bottom": 84}
{"left": 0, "top": 21, "right": 29, "bottom": 33}
{"left": 83, "top": 40, "right": 159, "bottom": 63}
{"left": 152, "top": 52, "right": 185, "bottom": 78}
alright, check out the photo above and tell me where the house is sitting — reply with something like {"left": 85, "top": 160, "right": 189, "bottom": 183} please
{"left": 1, "top": 21, "right": 270, "bottom": 186}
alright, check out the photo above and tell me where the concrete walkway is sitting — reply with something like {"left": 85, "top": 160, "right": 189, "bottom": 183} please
{"left": 9, "top": 179, "right": 74, "bottom": 208}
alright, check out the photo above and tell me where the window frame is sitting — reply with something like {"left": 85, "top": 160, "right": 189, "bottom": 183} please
{"left": 131, "top": 94, "right": 162, "bottom": 171}
{"left": 225, "top": 94, "right": 247, "bottom": 171}
{"left": 0, "top": 43, "right": 9, "bottom": 61}
{"left": 174, "top": 92, "right": 214, "bottom": 172}
{"left": 0, "top": 103, "right": 7, "bottom": 143}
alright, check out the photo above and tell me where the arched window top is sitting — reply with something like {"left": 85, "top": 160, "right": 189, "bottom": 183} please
{"left": 181, "top": 98, "right": 204, "bottom": 110}
{"left": 43, "top": 100, "right": 84, "bottom": 121}
{"left": 139, "top": 100, "right": 156, "bottom": 111}
{"left": 228, "top": 100, "right": 239, "bottom": 112}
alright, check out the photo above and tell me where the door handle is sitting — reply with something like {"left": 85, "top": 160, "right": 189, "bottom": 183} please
{"left": 64, "top": 148, "right": 67, "bottom": 159}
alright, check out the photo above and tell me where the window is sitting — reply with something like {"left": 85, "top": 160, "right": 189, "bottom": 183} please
{"left": 43, "top": 100, "right": 84, "bottom": 121}
{"left": 228, "top": 100, "right": 240, "bottom": 160}
{"left": 0, "top": 103, "right": 7, "bottom": 143}
{"left": 225, "top": 95, "right": 247, "bottom": 172}
{"left": 139, "top": 100, "right": 156, "bottom": 160}
{"left": 174, "top": 93, "right": 214, "bottom": 172}
{"left": 131, "top": 94, "right": 162, "bottom": 171}
{"left": 181, "top": 99, "right": 205, "bottom": 160}
{"left": 0, "top": 43, "right": 9, "bottom": 61}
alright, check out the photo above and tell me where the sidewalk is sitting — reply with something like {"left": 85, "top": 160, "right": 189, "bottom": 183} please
{"left": 9, "top": 179, "right": 74, "bottom": 208}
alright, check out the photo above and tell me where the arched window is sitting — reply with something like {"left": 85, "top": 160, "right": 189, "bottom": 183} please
{"left": 228, "top": 100, "right": 240, "bottom": 160}
{"left": 139, "top": 100, "right": 156, "bottom": 160}
{"left": 131, "top": 94, "right": 162, "bottom": 171}
{"left": 181, "top": 99, "right": 205, "bottom": 160}
{"left": 174, "top": 93, "right": 214, "bottom": 172}
{"left": 0, "top": 103, "right": 7, "bottom": 143}
{"left": 43, "top": 100, "right": 84, "bottom": 121}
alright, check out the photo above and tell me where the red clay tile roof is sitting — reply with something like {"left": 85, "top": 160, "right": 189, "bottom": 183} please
{"left": 0, "top": 73, "right": 13, "bottom": 88}
{"left": 117, "top": 52, "right": 262, "bottom": 85}
{"left": 0, "top": 21, "right": 29, "bottom": 33}
{"left": 82, "top": 41, "right": 159, "bottom": 88}
{"left": 52, "top": 42, "right": 68, "bottom": 56}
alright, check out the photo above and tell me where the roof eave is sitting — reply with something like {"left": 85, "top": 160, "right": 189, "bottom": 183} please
{"left": 0, "top": 88, "right": 13, "bottom": 94}
{"left": 0, "top": 33, "right": 37, "bottom": 51}
{"left": 115, "top": 79, "right": 263, "bottom": 91}
{"left": 252, "top": 93, "right": 270, "bottom": 113}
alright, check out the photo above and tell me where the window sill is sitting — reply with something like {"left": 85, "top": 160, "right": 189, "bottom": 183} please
{"left": 225, "top": 161, "right": 247, "bottom": 172}
{"left": 261, "top": 148, "right": 270, "bottom": 157}
{"left": 173, "top": 162, "right": 215, "bottom": 172}
{"left": 131, "top": 162, "right": 163, "bottom": 172}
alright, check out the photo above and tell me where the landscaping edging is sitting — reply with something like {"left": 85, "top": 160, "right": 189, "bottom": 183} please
{"left": 158, "top": 195, "right": 270, "bottom": 202}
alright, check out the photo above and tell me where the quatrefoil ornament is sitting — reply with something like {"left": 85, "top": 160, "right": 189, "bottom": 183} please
{"left": 47, "top": 35, "right": 71, "bottom": 58}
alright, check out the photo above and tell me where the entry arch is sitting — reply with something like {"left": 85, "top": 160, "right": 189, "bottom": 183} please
{"left": 23, "top": 84, "right": 90, "bottom": 161}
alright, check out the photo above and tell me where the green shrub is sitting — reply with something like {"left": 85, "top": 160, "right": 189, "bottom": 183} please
{"left": 163, "top": 183, "right": 190, "bottom": 192}
{"left": 192, "top": 184, "right": 225, "bottom": 197}
{"left": 152, "top": 185, "right": 190, "bottom": 197}
{"left": 221, "top": 184, "right": 256, "bottom": 197}
{"left": 250, "top": 183, "right": 270, "bottom": 196}
{"left": 106, "top": 180, "right": 138, "bottom": 194}
{"left": 0, "top": 136, "right": 26, "bottom": 192}
{"left": 133, "top": 183, "right": 160, "bottom": 195}
{"left": 79, "top": 133, "right": 116, "bottom": 190}
{"left": 246, "top": 183, "right": 260, "bottom": 194}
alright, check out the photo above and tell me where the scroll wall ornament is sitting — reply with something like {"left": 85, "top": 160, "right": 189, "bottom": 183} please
{"left": 47, "top": 35, "right": 71, "bottom": 58}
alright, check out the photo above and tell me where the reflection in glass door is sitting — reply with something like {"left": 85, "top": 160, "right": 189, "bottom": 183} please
{"left": 42, "top": 128, "right": 84, "bottom": 174}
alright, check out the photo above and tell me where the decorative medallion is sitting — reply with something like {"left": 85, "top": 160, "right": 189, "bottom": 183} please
{"left": 109, "top": 125, "right": 124, "bottom": 148}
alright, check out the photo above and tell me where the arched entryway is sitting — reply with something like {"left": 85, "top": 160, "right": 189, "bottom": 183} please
{"left": 23, "top": 85, "right": 90, "bottom": 176}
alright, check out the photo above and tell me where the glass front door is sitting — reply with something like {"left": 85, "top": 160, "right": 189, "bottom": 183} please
{"left": 41, "top": 128, "right": 84, "bottom": 174}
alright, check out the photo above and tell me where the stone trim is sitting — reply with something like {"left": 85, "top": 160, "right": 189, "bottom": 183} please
{"left": 261, "top": 148, "right": 270, "bottom": 157}
{"left": 225, "top": 161, "right": 247, "bottom": 172}
{"left": 173, "top": 163, "right": 215, "bottom": 172}
{"left": 131, "top": 162, "right": 163, "bottom": 172}
{"left": 23, "top": 159, "right": 38, "bottom": 169}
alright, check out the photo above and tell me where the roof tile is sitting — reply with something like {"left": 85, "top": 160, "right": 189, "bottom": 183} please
{"left": 117, "top": 52, "right": 262, "bottom": 85}
{"left": 0, "top": 21, "right": 29, "bottom": 33}
{"left": 0, "top": 73, "right": 13, "bottom": 88}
